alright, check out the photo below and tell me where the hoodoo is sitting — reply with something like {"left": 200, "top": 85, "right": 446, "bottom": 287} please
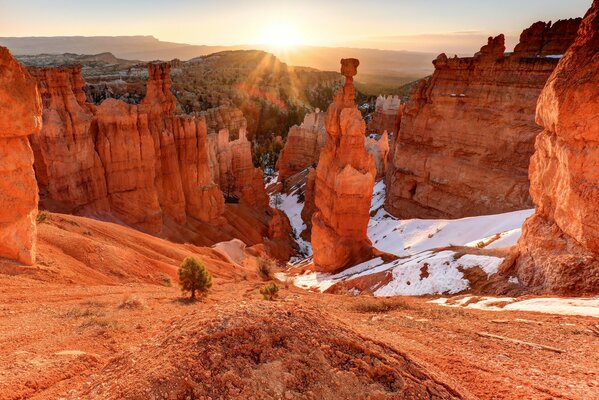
{"left": 0, "top": 47, "right": 41, "bottom": 265}
{"left": 384, "top": 19, "right": 582, "bottom": 219}
{"left": 30, "top": 62, "right": 225, "bottom": 233}
{"left": 511, "top": 1, "right": 599, "bottom": 294}
{"left": 311, "top": 59, "right": 377, "bottom": 272}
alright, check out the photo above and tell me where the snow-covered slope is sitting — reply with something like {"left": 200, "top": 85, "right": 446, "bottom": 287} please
{"left": 368, "top": 180, "right": 534, "bottom": 256}
{"left": 280, "top": 179, "right": 534, "bottom": 296}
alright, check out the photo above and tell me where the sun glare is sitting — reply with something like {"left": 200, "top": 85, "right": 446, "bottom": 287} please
{"left": 259, "top": 22, "right": 303, "bottom": 48}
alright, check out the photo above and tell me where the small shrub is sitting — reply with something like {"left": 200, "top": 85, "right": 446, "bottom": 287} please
{"left": 260, "top": 282, "right": 279, "bottom": 301}
{"left": 158, "top": 273, "right": 173, "bottom": 287}
{"left": 256, "top": 257, "right": 275, "bottom": 281}
{"left": 118, "top": 295, "right": 145, "bottom": 310}
{"left": 178, "top": 256, "right": 212, "bottom": 300}
{"left": 476, "top": 241, "right": 486, "bottom": 249}
{"left": 351, "top": 298, "right": 412, "bottom": 314}
{"left": 36, "top": 211, "right": 48, "bottom": 224}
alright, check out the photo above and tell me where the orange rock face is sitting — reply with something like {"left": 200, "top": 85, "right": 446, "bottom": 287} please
{"left": 385, "top": 19, "right": 581, "bottom": 219}
{"left": 311, "top": 59, "right": 377, "bottom": 272}
{"left": 513, "top": 2, "right": 599, "bottom": 294}
{"left": 207, "top": 128, "right": 269, "bottom": 209}
{"left": 365, "top": 130, "right": 390, "bottom": 179}
{"left": 276, "top": 110, "right": 327, "bottom": 181}
{"left": 30, "top": 63, "right": 225, "bottom": 233}
{"left": 29, "top": 66, "right": 109, "bottom": 213}
{"left": 367, "top": 95, "right": 401, "bottom": 135}
{"left": 0, "top": 47, "right": 41, "bottom": 265}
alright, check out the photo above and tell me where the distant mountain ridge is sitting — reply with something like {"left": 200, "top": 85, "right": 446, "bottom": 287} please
{"left": 0, "top": 36, "right": 435, "bottom": 85}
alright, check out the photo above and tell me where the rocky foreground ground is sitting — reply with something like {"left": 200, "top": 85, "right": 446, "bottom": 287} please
{"left": 0, "top": 213, "right": 597, "bottom": 400}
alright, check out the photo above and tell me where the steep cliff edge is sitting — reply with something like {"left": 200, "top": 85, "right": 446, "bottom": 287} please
{"left": 311, "top": 59, "right": 377, "bottom": 272}
{"left": 385, "top": 19, "right": 581, "bottom": 220}
{"left": 0, "top": 47, "right": 41, "bottom": 265}
{"left": 510, "top": 3, "right": 599, "bottom": 294}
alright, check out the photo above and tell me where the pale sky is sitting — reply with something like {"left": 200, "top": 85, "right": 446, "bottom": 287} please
{"left": 0, "top": 0, "right": 591, "bottom": 52}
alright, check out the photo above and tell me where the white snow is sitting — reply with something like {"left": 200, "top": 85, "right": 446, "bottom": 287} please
{"left": 291, "top": 250, "right": 504, "bottom": 296}
{"left": 268, "top": 172, "right": 312, "bottom": 261}
{"left": 431, "top": 296, "right": 599, "bottom": 318}
{"left": 368, "top": 181, "right": 533, "bottom": 257}
{"left": 278, "top": 178, "right": 534, "bottom": 297}
{"left": 545, "top": 54, "right": 564, "bottom": 59}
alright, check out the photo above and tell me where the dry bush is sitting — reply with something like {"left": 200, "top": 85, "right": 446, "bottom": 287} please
{"left": 80, "top": 317, "right": 119, "bottom": 330}
{"left": 118, "top": 295, "right": 145, "bottom": 310}
{"left": 256, "top": 257, "right": 276, "bottom": 281}
{"left": 351, "top": 298, "right": 412, "bottom": 314}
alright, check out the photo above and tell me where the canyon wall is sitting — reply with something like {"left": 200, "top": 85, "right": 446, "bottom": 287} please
{"left": 367, "top": 95, "right": 401, "bottom": 135}
{"left": 31, "top": 62, "right": 225, "bottom": 234}
{"left": 276, "top": 110, "right": 327, "bottom": 181}
{"left": 0, "top": 47, "right": 41, "bottom": 264}
{"left": 385, "top": 19, "right": 581, "bottom": 219}
{"left": 512, "top": 3, "right": 599, "bottom": 294}
{"left": 311, "top": 59, "right": 377, "bottom": 272}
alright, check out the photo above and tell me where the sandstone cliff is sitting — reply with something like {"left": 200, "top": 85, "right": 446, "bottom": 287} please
{"left": 385, "top": 19, "right": 582, "bottom": 219}
{"left": 276, "top": 109, "right": 327, "bottom": 181}
{"left": 311, "top": 59, "right": 377, "bottom": 272}
{"left": 511, "top": 2, "right": 599, "bottom": 294}
{"left": 0, "top": 47, "right": 41, "bottom": 265}
{"left": 31, "top": 63, "right": 225, "bottom": 233}
{"left": 367, "top": 95, "right": 401, "bottom": 135}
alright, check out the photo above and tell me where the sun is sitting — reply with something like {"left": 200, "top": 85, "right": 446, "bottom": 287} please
{"left": 259, "top": 22, "right": 304, "bottom": 48}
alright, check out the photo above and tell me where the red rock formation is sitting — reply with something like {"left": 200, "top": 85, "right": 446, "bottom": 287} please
{"left": 311, "top": 59, "right": 377, "bottom": 272}
{"left": 201, "top": 105, "right": 247, "bottom": 137}
{"left": 300, "top": 168, "right": 317, "bottom": 240}
{"left": 31, "top": 63, "right": 225, "bottom": 233}
{"left": 367, "top": 95, "right": 401, "bottom": 135}
{"left": 276, "top": 109, "right": 327, "bottom": 181}
{"left": 512, "top": 2, "right": 599, "bottom": 294}
{"left": 207, "top": 128, "right": 269, "bottom": 209}
{"left": 29, "top": 66, "right": 109, "bottom": 213}
{"left": 513, "top": 19, "right": 583, "bottom": 56}
{"left": 385, "top": 19, "right": 581, "bottom": 220}
{"left": 365, "top": 130, "right": 390, "bottom": 179}
{"left": 0, "top": 47, "right": 41, "bottom": 265}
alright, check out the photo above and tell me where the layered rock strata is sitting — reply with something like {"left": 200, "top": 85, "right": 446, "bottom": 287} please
{"left": 384, "top": 19, "right": 582, "bottom": 219}
{"left": 276, "top": 109, "right": 327, "bottom": 181}
{"left": 30, "top": 63, "right": 224, "bottom": 233}
{"left": 512, "top": 3, "right": 599, "bottom": 294}
{"left": 311, "top": 59, "right": 377, "bottom": 272}
{"left": 0, "top": 47, "right": 42, "bottom": 264}
{"left": 367, "top": 95, "right": 401, "bottom": 135}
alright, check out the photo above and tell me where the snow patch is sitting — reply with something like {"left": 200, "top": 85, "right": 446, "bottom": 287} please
{"left": 431, "top": 296, "right": 599, "bottom": 318}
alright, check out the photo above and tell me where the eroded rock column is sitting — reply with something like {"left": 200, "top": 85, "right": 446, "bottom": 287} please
{"left": 0, "top": 47, "right": 42, "bottom": 265}
{"left": 311, "top": 59, "right": 376, "bottom": 272}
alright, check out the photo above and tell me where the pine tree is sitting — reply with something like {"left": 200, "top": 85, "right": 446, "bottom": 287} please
{"left": 177, "top": 257, "right": 212, "bottom": 300}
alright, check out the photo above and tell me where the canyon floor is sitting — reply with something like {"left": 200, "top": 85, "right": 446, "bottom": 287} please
{"left": 1, "top": 215, "right": 598, "bottom": 400}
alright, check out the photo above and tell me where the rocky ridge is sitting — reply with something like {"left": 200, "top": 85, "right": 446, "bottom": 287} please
{"left": 384, "top": 19, "right": 582, "bottom": 220}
